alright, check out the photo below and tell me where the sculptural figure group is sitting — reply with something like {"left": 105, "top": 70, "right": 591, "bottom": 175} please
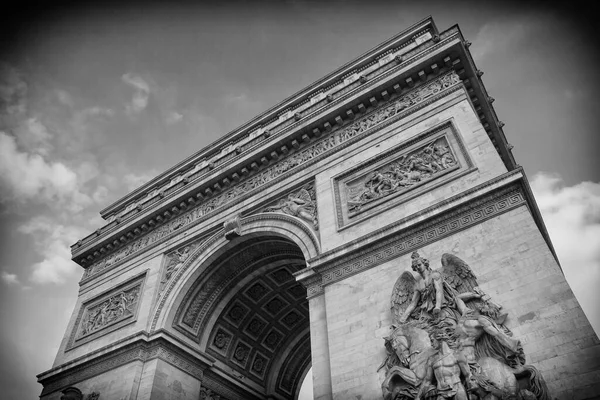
{"left": 78, "top": 286, "right": 140, "bottom": 337}
{"left": 349, "top": 139, "right": 456, "bottom": 214}
{"left": 380, "top": 252, "right": 549, "bottom": 400}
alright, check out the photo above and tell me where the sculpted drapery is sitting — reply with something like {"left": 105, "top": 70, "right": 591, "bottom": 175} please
{"left": 381, "top": 251, "right": 549, "bottom": 400}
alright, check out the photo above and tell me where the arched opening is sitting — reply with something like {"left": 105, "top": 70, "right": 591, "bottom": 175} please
{"left": 167, "top": 227, "right": 314, "bottom": 399}
{"left": 298, "top": 369, "right": 313, "bottom": 399}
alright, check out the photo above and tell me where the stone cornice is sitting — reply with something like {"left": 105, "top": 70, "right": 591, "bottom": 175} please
{"left": 37, "top": 330, "right": 216, "bottom": 396}
{"left": 71, "top": 24, "right": 464, "bottom": 261}
{"left": 150, "top": 213, "right": 313, "bottom": 333}
{"left": 74, "top": 70, "right": 464, "bottom": 273}
{"left": 98, "top": 17, "right": 438, "bottom": 221}
{"left": 299, "top": 170, "right": 529, "bottom": 298}
{"left": 73, "top": 20, "right": 515, "bottom": 275}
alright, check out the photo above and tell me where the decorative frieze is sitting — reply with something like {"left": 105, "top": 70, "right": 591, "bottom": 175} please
{"left": 68, "top": 274, "right": 146, "bottom": 350}
{"left": 82, "top": 71, "right": 462, "bottom": 281}
{"left": 302, "top": 180, "right": 527, "bottom": 298}
{"left": 347, "top": 136, "right": 458, "bottom": 215}
{"left": 324, "top": 189, "right": 524, "bottom": 285}
{"left": 82, "top": 212, "right": 197, "bottom": 280}
{"left": 77, "top": 285, "right": 140, "bottom": 338}
{"left": 333, "top": 122, "right": 472, "bottom": 229}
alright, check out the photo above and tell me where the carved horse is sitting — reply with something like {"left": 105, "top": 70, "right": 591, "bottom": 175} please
{"left": 473, "top": 358, "right": 549, "bottom": 400}
{"left": 380, "top": 327, "right": 548, "bottom": 400}
{"left": 381, "top": 324, "right": 434, "bottom": 400}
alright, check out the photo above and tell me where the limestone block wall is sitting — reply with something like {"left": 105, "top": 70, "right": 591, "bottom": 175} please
{"left": 315, "top": 88, "right": 508, "bottom": 254}
{"left": 321, "top": 204, "right": 600, "bottom": 399}
{"left": 53, "top": 254, "right": 163, "bottom": 367}
{"left": 136, "top": 358, "right": 202, "bottom": 400}
{"left": 41, "top": 361, "right": 144, "bottom": 400}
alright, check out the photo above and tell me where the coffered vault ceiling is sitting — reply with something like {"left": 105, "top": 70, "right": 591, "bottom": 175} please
{"left": 175, "top": 235, "right": 311, "bottom": 397}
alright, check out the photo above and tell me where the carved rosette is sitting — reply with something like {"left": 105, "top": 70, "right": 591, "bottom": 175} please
{"left": 263, "top": 182, "right": 318, "bottom": 230}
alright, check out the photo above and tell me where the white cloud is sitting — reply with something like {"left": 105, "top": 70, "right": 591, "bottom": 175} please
{"left": 18, "top": 216, "right": 84, "bottom": 284}
{"left": 122, "top": 73, "right": 150, "bottom": 115}
{"left": 165, "top": 111, "right": 183, "bottom": 125}
{"left": 1, "top": 271, "right": 20, "bottom": 286}
{"left": 30, "top": 242, "right": 77, "bottom": 284}
{"left": 531, "top": 173, "right": 600, "bottom": 333}
{"left": 0, "top": 132, "right": 92, "bottom": 212}
{"left": 15, "top": 117, "right": 53, "bottom": 156}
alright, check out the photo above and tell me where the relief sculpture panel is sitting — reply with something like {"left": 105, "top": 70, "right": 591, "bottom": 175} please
{"left": 334, "top": 123, "right": 473, "bottom": 229}
{"left": 379, "top": 251, "right": 549, "bottom": 400}
{"left": 68, "top": 274, "right": 145, "bottom": 349}
{"left": 78, "top": 285, "right": 140, "bottom": 338}
{"left": 159, "top": 236, "right": 206, "bottom": 294}
{"left": 263, "top": 182, "right": 318, "bottom": 230}
{"left": 81, "top": 72, "right": 462, "bottom": 282}
{"left": 347, "top": 136, "right": 458, "bottom": 214}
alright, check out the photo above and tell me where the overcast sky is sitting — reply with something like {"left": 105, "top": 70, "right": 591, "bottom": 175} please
{"left": 0, "top": 1, "right": 598, "bottom": 399}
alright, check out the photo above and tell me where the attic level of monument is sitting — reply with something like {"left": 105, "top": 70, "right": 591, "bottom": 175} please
{"left": 71, "top": 18, "right": 515, "bottom": 277}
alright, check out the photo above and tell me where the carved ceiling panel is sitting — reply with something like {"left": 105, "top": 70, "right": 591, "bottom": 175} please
{"left": 174, "top": 237, "right": 305, "bottom": 337}
{"left": 206, "top": 264, "right": 310, "bottom": 390}
{"left": 172, "top": 236, "right": 311, "bottom": 395}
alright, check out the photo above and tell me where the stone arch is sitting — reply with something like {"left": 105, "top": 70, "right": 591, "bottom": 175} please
{"left": 150, "top": 213, "right": 319, "bottom": 398}
{"left": 151, "top": 213, "right": 320, "bottom": 332}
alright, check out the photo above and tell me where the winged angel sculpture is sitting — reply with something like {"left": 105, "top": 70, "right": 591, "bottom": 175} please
{"left": 380, "top": 251, "right": 549, "bottom": 400}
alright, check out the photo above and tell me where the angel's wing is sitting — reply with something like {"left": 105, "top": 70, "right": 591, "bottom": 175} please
{"left": 295, "top": 189, "right": 316, "bottom": 214}
{"left": 439, "top": 253, "right": 478, "bottom": 294}
{"left": 296, "top": 188, "right": 312, "bottom": 203}
{"left": 390, "top": 271, "right": 417, "bottom": 325}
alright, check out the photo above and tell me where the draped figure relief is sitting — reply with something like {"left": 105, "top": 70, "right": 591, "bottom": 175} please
{"left": 347, "top": 137, "right": 457, "bottom": 215}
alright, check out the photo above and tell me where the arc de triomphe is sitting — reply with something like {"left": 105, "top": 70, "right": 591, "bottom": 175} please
{"left": 38, "top": 17, "right": 600, "bottom": 400}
